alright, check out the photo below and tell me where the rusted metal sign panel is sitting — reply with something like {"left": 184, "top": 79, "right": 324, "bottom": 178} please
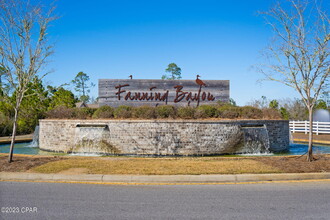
{"left": 98, "top": 79, "right": 229, "bottom": 107}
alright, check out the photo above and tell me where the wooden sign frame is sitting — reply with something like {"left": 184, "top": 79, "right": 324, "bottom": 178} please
{"left": 98, "top": 79, "right": 229, "bottom": 107}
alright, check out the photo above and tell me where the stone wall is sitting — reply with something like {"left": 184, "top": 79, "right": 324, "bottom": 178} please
{"left": 39, "top": 119, "right": 289, "bottom": 155}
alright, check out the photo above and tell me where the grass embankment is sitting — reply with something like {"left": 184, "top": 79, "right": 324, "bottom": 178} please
{"left": 31, "top": 157, "right": 280, "bottom": 175}
{"left": 2, "top": 154, "right": 330, "bottom": 175}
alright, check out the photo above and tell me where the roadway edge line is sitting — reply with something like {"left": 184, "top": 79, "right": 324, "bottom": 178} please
{"left": 1, "top": 179, "right": 330, "bottom": 186}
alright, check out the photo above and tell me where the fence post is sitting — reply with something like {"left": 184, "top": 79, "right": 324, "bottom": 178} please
{"left": 305, "top": 121, "right": 308, "bottom": 134}
{"left": 316, "top": 121, "right": 319, "bottom": 135}
{"left": 292, "top": 121, "right": 295, "bottom": 133}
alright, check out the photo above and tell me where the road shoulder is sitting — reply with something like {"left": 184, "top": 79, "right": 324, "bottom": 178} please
{"left": 1, "top": 172, "right": 330, "bottom": 184}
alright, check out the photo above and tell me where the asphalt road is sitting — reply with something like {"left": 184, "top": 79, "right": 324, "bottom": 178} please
{"left": 0, "top": 181, "right": 329, "bottom": 220}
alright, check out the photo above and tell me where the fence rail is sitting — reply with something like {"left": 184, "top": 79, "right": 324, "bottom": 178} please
{"left": 290, "top": 121, "right": 330, "bottom": 135}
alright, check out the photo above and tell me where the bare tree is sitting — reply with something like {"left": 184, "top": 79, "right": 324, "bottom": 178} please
{"left": 279, "top": 98, "right": 308, "bottom": 120}
{"left": 247, "top": 96, "right": 269, "bottom": 109}
{"left": 258, "top": 0, "right": 330, "bottom": 161}
{"left": 0, "top": 0, "right": 57, "bottom": 162}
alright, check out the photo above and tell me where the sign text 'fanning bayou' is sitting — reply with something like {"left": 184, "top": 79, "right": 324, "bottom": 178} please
{"left": 98, "top": 76, "right": 229, "bottom": 107}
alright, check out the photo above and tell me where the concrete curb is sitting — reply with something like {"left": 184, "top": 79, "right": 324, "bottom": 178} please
{"left": 1, "top": 172, "right": 330, "bottom": 184}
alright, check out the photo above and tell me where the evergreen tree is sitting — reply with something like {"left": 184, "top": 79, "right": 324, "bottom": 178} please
{"left": 162, "top": 63, "right": 182, "bottom": 80}
{"left": 71, "top": 72, "right": 95, "bottom": 102}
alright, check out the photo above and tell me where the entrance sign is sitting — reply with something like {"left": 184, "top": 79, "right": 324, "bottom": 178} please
{"left": 98, "top": 79, "right": 229, "bottom": 107}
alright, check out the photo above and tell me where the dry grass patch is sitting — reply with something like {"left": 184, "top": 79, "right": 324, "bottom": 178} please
{"left": 0, "top": 155, "right": 64, "bottom": 172}
{"left": 31, "top": 157, "right": 281, "bottom": 175}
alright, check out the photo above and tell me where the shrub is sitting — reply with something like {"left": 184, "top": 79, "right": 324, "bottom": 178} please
{"left": 92, "top": 106, "right": 114, "bottom": 119}
{"left": 177, "top": 106, "right": 195, "bottom": 119}
{"left": 114, "top": 105, "right": 132, "bottom": 118}
{"left": 262, "top": 108, "right": 282, "bottom": 119}
{"left": 45, "top": 106, "right": 74, "bottom": 119}
{"left": 0, "top": 112, "right": 13, "bottom": 136}
{"left": 217, "top": 105, "right": 241, "bottom": 119}
{"left": 155, "top": 105, "right": 176, "bottom": 118}
{"left": 240, "top": 106, "right": 263, "bottom": 119}
{"left": 269, "top": 100, "right": 279, "bottom": 109}
{"left": 194, "top": 105, "right": 218, "bottom": 118}
{"left": 48, "top": 88, "right": 76, "bottom": 109}
{"left": 73, "top": 108, "right": 95, "bottom": 119}
{"left": 0, "top": 101, "right": 14, "bottom": 118}
{"left": 16, "top": 119, "right": 34, "bottom": 135}
{"left": 133, "top": 106, "right": 155, "bottom": 119}
{"left": 280, "top": 107, "right": 290, "bottom": 120}
{"left": 217, "top": 100, "right": 235, "bottom": 107}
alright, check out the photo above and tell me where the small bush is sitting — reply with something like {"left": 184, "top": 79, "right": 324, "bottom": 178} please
{"left": 194, "top": 105, "right": 218, "bottom": 118}
{"left": 240, "top": 106, "right": 263, "bottom": 119}
{"left": 45, "top": 106, "right": 74, "bottom": 119}
{"left": 217, "top": 100, "right": 232, "bottom": 106}
{"left": 177, "top": 106, "right": 195, "bottom": 119}
{"left": 44, "top": 104, "right": 275, "bottom": 120}
{"left": 92, "top": 106, "right": 114, "bottom": 119}
{"left": 262, "top": 108, "right": 282, "bottom": 119}
{"left": 114, "top": 105, "right": 132, "bottom": 119}
{"left": 217, "top": 105, "right": 241, "bottom": 119}
{"left": 133, "top": 106, "right": 155, "bottom": 119}
{"left": 280, "top": 107, "right": 290, "bottom": 120}
{"left": 155, "top": 105, "right": 176, "bottom": 118}
{"left": 73, "top": 108, "right": 95, "bottom": 119}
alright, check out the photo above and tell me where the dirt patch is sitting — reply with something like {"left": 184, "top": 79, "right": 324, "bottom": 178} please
{"left": 256, "top": 155, "right": 330, "bottom": 173}
{"left": 0, "top": 155, "right": 65, "bottom": 172}
{"left": 292, "top": 133, "right": 330, "bottom": 142}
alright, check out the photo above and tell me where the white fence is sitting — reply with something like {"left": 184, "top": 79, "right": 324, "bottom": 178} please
{"left": 290, "top": 121, "right": 330, "bottom": 135}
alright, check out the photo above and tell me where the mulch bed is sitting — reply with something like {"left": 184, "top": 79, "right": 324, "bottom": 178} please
{"left": 255, "top": 155, "right": 330, "bottom": 173}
